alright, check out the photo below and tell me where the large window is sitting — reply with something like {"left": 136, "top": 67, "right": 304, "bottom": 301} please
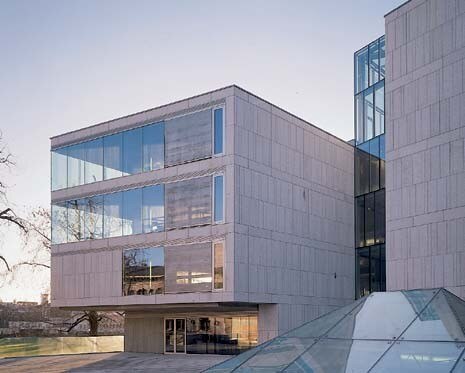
{"left": 123, "top": 188, "right": 142, "bottom": 236}
{"left": 213, "top": 108, "right": 224, "bottom": 155}
{"left": 369, "top": 39, "right": 379, "bottom": 86}
{"left": 165, "top": 176, "right": 212, "bottom": 229}
{"left": 355, "top": 46, "right": 368, "bottom": 94}
{"left": 123, "top": 247, "right": 165, "bottom": 295}
{"left": 374, "top": 189, "right": 386, "bottom": 244}
{"left": 51, "top": 202, "right": 67, "bottom": 244}
{"left": 51, "top": 107, "right": 223, "bottom": 191}
{"left": 165, "top": 242, "right": 212, "bottom": 293}
{"left": 363, "top": 87, "right": 374, "bottom": 141}
{"left": 354, "top": 192, "right": 385, "bottom": 248}
{"left": 103, "top": 191, "right": 123, "bottom": 238}
{"left": 142, "top": 184, "right": 164, "bottom": 233}
{"left": 356, "top": 244, "right": 386, "bottom": 298}
{"left": 84, "top": 139, "right": 103, "bottom": 184}
{"left": 355, "top": 93, "right": 364, "bottom": 144}
{"left": 213, "top": 241, "right": 224, "bottom": 290}
{"left": 213, "top": 174, "right": 224, "bottom": 223}
{"left": 354, "top": 138, "right": 385, "bottom": 197}
{"left": 122, "top": 241, "right": 225, "bottom": 296}
{"left": 354, "top": 35, "right": 385, "bottom": 145}
{"left": 51, "top": 148, "right": 67, "bottom": 191}
{"left": 143, "top": 122, "right": 164, "bottom": 172}
{"left": 103, "top": 133, "right": 123, "bottom": 180}
{"left": 185, "top": 315, "right": 257, "bottom": 355}
{"left": 51, "top": 175, "right": 222, "bottom": 244}
{"left": 122, "top": 128, "right": 142, "bottom": 176}
{"left": 67, "top": 143, "right": 86, "bottom": 188}
{"left": 84, "top": 195, "right": 104, "bottom": 240}
{"left": 379, "top": 36, "right": 385, "bottom": 79}
{"left": 374, "top": 83, "right": 385, "bottom": 137}
{"left": 165, "top": 109, "right": 212, "bottom": 167}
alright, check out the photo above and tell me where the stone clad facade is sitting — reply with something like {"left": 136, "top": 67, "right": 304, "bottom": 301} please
{"left": 385, "top": 0, "right": 465, "bottom": 297}
{"left": 50, "top": 85, "right": 354, "bottom": 353}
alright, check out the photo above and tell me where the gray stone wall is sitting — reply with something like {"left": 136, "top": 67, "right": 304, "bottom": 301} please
{"left": 231, "top": 87, "right": 354, "bottom": 339}
{"left": 385, "top": 0, "right": 465, "bottom": 298}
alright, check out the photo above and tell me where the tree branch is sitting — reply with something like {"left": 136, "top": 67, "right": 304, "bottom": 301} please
{"left": 0, "top": 255, "right": 10, "bottom": 271}
{"left": 0, "top": 208, "right": 26, "bottom": 231}
{"left": 66, "top": 314, "right": 88, "bottom": 333}
{"left": 12, "top": 261, "right": 50, "bottom": 269}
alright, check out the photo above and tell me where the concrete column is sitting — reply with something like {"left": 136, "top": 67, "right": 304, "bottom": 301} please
{"left": 124, "top": 313, "right": 164, "bottom": 353}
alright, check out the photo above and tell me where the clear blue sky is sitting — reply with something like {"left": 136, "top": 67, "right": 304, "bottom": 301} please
{"left": 0, "top": 0, "right": 404, "bottom": 301}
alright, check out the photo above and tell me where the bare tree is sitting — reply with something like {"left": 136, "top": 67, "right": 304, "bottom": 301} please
{"left": 0, "top": 135, "right": 27, "bottom": 271}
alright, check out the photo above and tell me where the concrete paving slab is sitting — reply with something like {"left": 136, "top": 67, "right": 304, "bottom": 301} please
{"left": 0, "top": 352, "right": 230, "bottom": 373}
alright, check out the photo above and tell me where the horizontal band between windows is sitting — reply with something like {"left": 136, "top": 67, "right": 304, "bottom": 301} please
{"left": 51, "top": 100, "right": 226, "bottom": 151}
{"left": 51, "top": 166, "right": 226, "bottom": 204}
{"left": 51, "top": 233, "right": 227, "bottom": 257}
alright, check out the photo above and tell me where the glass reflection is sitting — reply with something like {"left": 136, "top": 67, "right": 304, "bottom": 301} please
{"left": 51, "top": 148, "right": 67, "bottom": 191}
{"left": 213, "top": 242, "right": 224, "bottom": 290}
{"left": 103, "top": 192, "right": 123, "bottom": 238}
{"left": 123, "top": 128, "right": 142, "bottom": 175}
{"left": 214, "top": 108, "right": 224, "bottom": 155}
{"left": 370, "top": 341, "right": 462, "bottom": 373}
{"left": 103, "top": 133, "right": 123, "bottom": 180}
{"left": 214, "top": 175, "right": 224, "bottom": 223}
{"left": 123, "top": 247, "right": 164, "bottom": 295}
{"left": 185, "top": 316, "right": 257, "bottom": 355}
{"left": 142, "top": 184, "right": 164, "bottom": 233}
{"left": 83, "top": 195, "right": 103, "bottom": 240}
{"left": 51, "top": 108, "right": 221, "bottom": 190}
{"left": 143, "top": 122, "right": 164, "bottom": 172}
{"left": 67, "top": 143, "right": 86, "bottom": 188}
{"left": 165, "top": 176, "right": 212, "bottom": 229}
{"left": 122, "top": 188, "right": 142, "bottom": 236}
{"left": 84, "top": 138, "right": 103, "bottom": 184}
{"left": 403, "top": 290, "right": 465, "bottom": 342}
{"left": 51, "top": 202, "right": 67, "bottom": 244}
{"left": 375, "top": 82, "right": 385, "bottom": 136}
{"left": 369, "top": 39, "right": 380, "bottom": 86}
{"left": 51, "top": 175, "right": 217, "bottom": 244}
{"left": 355, "top": 46, "right": 369, "bottom": 94}
{"left": 207, "top": 289, "right": 465, "bottom": 372}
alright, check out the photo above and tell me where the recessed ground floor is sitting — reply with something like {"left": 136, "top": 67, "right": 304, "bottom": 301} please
{"left": 0, "top": 352, "right": 229, "bottom": 373}
{"left": 125, "top": 311, "right": 258, "bottom": 355}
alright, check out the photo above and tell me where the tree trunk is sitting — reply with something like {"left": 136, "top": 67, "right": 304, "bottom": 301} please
{"left": 87, "top": 311, "right": 99, "bottom": 336}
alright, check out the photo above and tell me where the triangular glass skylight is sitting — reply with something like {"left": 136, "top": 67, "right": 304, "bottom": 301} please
{"left": 205, "top": 288, "right": 465, "bottom": 372}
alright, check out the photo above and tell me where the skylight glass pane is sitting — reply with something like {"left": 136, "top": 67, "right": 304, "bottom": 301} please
{"left": 284, "top": 339, "right": 391, "bottom": 373}
{"left": 285, "top": 297, "right": 366, "bottom": 338}
{"left": 207, "top": 341, "right": 273, "bottom": 372}
{"left": 403, "top": 290, "right": 465, "bottom": 342}
{"left": 370, "top": 341, "right": 463, "bottom": 373}
{"left": 237, "top": 337, "right": 314, "bottom": 372}
{"left": 351, "top": 291, "right": 435, "bottom": 340}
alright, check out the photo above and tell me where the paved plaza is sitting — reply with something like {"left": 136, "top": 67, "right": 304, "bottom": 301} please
{"left": 0, "top": 352, "right": 229, "bottom": 373}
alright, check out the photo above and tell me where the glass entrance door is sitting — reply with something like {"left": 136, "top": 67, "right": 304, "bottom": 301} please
{"left": 165, "top": 318, "right": 186, "bottom": 353}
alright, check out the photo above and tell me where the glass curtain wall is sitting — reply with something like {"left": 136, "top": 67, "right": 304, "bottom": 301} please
{"left": 51, "top": 175, "right": 222, "bottom": 244}
{"left": 186, "top": 315, "right": 257, "bottom": 355}
{"left": 123, "top": 247, "right": 165, "bottom": 295}
{"left": 51, "top": 107, "right": 224, "bottom": 191}
{"left": 354, "top": 35, "right": 386, "bottom": 298}
{"left": 354, "top": 36, "right": 385, "bottom": 145}
{"left": 122, "top": 241, "right": 224, "bottom": 296}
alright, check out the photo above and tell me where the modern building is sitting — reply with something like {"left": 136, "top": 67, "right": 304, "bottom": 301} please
{"left": 50, "top": 86, "right": 355, "bottom": 354}
{"left": 50, "top": 0, "right": 465, "bottom": 356}
{"left": 384, "top": 0, "right": 465, "bottom": 300}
